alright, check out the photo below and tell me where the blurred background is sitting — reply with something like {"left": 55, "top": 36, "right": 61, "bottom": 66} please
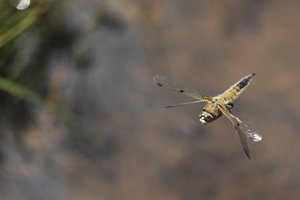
{"left": 1, "top": 0, "right": 300, "bottom": 199}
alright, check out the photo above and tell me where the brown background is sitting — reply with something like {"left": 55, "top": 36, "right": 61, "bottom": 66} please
{"left": 2, "top": 0, "right": 300, "bottom": 199}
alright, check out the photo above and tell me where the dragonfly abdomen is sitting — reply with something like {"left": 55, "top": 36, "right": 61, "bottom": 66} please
{"left": 217, "top": 73, "right": 255, "bottom": 104}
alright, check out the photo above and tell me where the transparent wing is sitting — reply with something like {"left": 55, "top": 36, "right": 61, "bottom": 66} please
{"left": 217, "top": 104, "right": 262, "bottom": 142}
{"left": 234, "top": 123, "right": 251, "bottom": 159}
{"left": 165, "top": 100, "right": 205, "bottom": 108}
{"left": 153, "top": 75, "right": 210, "bottom": 101}
{"left": 217, "top": 104, "right": 262, "bottom": 159}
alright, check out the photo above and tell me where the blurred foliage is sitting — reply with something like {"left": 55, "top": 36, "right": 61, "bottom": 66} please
{"left": 0, "top": 0, "right": 89, "bottom": 139}
{"left": 0, "top": 0, "right": 50, "bottom": 48}
{"left": 0, "top": 0, "right": 52, "bottom": 133}
{"left": 0, "top": 76, "right": 43, "bottom": 104}
{"left": 0, "top": 0, "right": 125, "bottom": 151}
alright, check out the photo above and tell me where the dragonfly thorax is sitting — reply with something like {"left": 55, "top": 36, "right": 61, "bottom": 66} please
{"left": 199, "top": 103, "right": 234, "bottom": 124}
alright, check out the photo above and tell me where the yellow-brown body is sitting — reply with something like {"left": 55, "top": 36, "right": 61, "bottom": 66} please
{"left": 199, "top": 73, "right": 255, "bottom": 124}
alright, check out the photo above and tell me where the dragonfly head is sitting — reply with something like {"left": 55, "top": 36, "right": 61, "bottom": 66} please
{"left": 199, "top": 110, "right": 221, "bottom": 124}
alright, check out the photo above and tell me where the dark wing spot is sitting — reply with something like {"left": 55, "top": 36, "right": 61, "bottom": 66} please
{"left": 179, "top": 89, "right": 185, "bottom": 93}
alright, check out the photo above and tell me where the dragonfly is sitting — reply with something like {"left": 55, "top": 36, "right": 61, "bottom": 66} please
{"left": 153, "top": 73, "right": 262, "bottom": 159}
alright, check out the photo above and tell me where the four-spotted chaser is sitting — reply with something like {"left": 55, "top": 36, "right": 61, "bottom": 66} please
{"left": 153, "top": 73, "right": 262, "bottom": 159}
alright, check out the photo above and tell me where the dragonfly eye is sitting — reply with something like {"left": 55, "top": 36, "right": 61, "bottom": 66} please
{"left": 226, "top": 103, "right": 234, "bottom": 109}
{"left": 199, "top": 110, "right": 218, "bottom": 124}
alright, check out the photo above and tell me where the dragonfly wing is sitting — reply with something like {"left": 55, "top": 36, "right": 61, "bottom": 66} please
{"left": 217, "top": 104, "right": 240, "bottom": 125}
{"left": 165, "top": 100, "right": 205, "bottom": 108}
{"left": 217, "top": 104, "right": 262, "bottom": 142}
{"left": 153, "top": 75, "right": 210, "bottom": 101}
{"left": 217, "top": 104, "right": 253, "bottom": 159}
{"left": 234, "top": 124, "right": 251, "bottom": 159}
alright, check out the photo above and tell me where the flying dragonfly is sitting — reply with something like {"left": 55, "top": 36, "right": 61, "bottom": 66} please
{"left": 153, "top": 73, "right": 262, "bottom": 159}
